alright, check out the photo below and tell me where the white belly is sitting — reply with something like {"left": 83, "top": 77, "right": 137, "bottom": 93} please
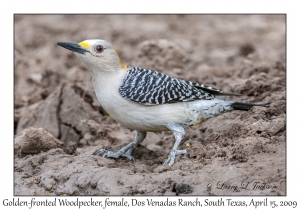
{"left": 95, "top": 89, "right": 193, "bottom": 131}
{"left": 92, "top": 72, "right": 198, "bottom": 131}
{"left": 91, "top": 71, "right": 232, "bottom": 132}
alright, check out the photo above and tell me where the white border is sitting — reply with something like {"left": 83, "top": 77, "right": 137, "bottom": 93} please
{"left": 1, "top": 0, "right": 298, "bottom": 209}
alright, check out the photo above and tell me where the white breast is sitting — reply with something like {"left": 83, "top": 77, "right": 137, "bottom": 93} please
{"left": 91, "top": 70, "right": 198, "bottom": 131}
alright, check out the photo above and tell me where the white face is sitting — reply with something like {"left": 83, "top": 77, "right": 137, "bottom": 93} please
{"left": 77, "top": 39, "right": 114, "bottom": 57}
{"left": 58, "top": 39, "right": 129, "bottom": 73}
{"left": 74, "top": 39, "right": 128, "bottom": 72}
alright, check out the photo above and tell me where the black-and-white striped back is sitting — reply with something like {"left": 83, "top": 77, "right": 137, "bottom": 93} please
{"left": 119, "top": 66, "right": 217, "bottom": 105}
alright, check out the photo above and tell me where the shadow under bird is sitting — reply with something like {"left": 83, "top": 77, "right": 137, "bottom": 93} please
{"left": 57, "top": 39, "right": 269, "bottom": 166}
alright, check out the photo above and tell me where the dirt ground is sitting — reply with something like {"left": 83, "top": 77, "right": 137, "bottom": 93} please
{"left": 14, "top": 15, "right": 286, "bottom": 196}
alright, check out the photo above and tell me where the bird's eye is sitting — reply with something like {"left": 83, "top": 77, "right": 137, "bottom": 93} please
{"left": 94, "top": 44, "right": 104, "bottom": 53}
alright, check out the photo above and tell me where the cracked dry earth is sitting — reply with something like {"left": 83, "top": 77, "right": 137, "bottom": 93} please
{"left": 14, "top": 15, "right": 286, "bottom": 195}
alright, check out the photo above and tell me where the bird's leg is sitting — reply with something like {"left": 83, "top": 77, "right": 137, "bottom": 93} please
{"left": 163, "top": 123, "right": 186, "bottom": 166}
{"left": 94, "top": 131, "right": 147, "bottom": 161}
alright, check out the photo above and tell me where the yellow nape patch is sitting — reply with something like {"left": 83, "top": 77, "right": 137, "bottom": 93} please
{"left": 114, "top": 47, "right": 129, "bottom": 70}
{"left": 78, "top": 41, "right": 90, "bottom": 49}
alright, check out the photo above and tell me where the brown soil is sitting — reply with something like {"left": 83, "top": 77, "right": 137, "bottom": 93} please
{"left": 14, "top": 15, "right": 286, "bottom": 195}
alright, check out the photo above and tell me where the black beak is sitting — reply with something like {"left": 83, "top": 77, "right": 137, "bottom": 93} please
{"left": 57, "top": 42, "right": 89, "bottom": 54}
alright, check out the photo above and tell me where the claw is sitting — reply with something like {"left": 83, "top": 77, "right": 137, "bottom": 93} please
{"left": 163, "top": 158, "right": 173, "bottom": 166}
{"left": 124, "top": 154, "right": 135, "bottom": 161}
{"left": 163, "top": 149, "right": 187, "bottom": 166}
{"left": 93, "top": 149, "right": 106, "bottom": 155}
{"left": 94, "top": 148, "right": 134, "bottom": 160}
{"left": 176, "top": 149, "right": 187, "bottom": 155}
{"left": 93, "top": 131, "right": 146, "bottom": 162}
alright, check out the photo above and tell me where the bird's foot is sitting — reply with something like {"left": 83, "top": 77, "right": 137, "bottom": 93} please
{"left": 94, "top": 143, "right": 135, "bottom": 161}
{"left": 163, "top": 149, "right": 187, "bottom": 166}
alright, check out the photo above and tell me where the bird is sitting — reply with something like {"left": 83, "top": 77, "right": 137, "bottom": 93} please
{"left": 57, "top": 39, "right": 269, "bottom": 166}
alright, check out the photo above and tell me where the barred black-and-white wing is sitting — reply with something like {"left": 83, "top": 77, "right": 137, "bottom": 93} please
{"left": 118, "top": 66, "right": 226, "bottom": 105}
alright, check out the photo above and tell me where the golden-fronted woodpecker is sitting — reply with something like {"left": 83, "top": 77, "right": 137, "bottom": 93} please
{"left": 57, "top": 39, "right": 269, "bottom": 166}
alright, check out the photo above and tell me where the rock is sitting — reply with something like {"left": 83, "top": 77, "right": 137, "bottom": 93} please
{"left": 14, "top": 127, "right": 64, "bottom": 158}
{"left": 173, "top": 183, "right": 193, "bottom": 194}
{"left": 252, "top": 116, "right": 286, "bottom": 136}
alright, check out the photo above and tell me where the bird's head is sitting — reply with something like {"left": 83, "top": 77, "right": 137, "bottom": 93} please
{"left": 57, "top": 39, "right": 129, "bottom": 74}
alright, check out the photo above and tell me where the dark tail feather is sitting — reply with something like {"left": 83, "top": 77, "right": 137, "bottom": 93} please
{"left": 231, "top": 102, "right": 270, "bottom": 111}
